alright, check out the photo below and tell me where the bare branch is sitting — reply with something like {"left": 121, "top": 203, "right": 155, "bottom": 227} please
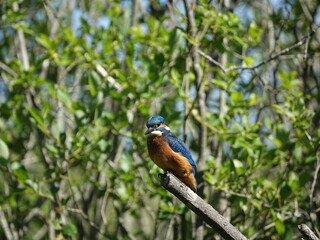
{"left": 0, "top": 207, "right": 17, "bottom": 240}
{"left": 0, "top": 62, "right": 18, "bottom": 78}
{"left": 182, "top": 1, "right": 207, "bottom": 238}
{"left": 310, "top": 154, "right": 320, "bottom": 207}
{"left": 95, "top": 64, "right": 134, "bottom": 99}
{"left": 183, "top": 0, "right": 207, "bottom": 174}
{"left": 160, "top": 173, "right": 248, "bottom": 240}
{"left": 198, "top": 50, "right": 226, "bottom": 72}
{"left": 199, "top": 28, "right": 318, "bottom": 73}
{"left": 13, "top": 2, "right": 30, "bottom": 71}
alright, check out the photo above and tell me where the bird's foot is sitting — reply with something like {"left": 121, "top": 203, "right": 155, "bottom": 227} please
{"left": 158, "top": 170, "right": 172, "bottom": 178}
{"left": 158, "top": 173, "right": 166, "bottom": 178}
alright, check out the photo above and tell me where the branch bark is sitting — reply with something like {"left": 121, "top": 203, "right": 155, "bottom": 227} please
{"left": 298, "top": 224, "right": 319, "bottom": 240}
{"left": 160, "top": 173, "right": 248, "bottom": 240}
{"left": 0, "top": 207, "right": 16, "bottom": 240}
{"left": 310, "top": 154, "right": 320, "bottom": 207}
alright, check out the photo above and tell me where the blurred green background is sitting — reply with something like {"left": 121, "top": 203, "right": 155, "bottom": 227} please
{"left": 0, "top": 0, "right": 320, "bottom": 239}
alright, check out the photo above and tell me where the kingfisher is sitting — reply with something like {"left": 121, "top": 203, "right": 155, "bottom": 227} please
{"left": 145, "top": 116, "right": 197, "bottom": 192}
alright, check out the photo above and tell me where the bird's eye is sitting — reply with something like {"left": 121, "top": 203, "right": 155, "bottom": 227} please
{"left": 152, "top": 124, "right": 160, "bottom": 128}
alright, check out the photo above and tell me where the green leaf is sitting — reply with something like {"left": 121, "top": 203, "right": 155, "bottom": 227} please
{"left": 275, "top": 219, "right": 285, "bottom": 235}
{"left": 231, "top": 92, "right": 243, "bottom": 103}
{"left": 11, "top": 162, "right": 29, "bottom": 182}
{"left": 28, "top": 107, "right": 48, "bottom": 134}
{"left": 288, "top": 172, "right": 299, "bottom": 191}
{"left": 62, "top": 224, "right": 77, "bottom": 237}
{"left": 248, "top": 21, "right": 264, "bottom": 44}
{"left": 0, "top": 139, "right": 9, "bottom": 165}
{"left": 45, "top": 144, "right": 59, "bottom": 154}
{"left": 203, "top": 171, "right": 216, "bottom": 185}
{"left": 169, "top": 28, "right": 184, "bottom": 57}
{"left": 170, "top": 68, "right": 180, "bottom": 87}
{"left": 57, "top": 88, "right": 72, "bottom": 110}
{"left": 160, "top": 203, "right": 175, "bottom": 213}
{"left": 120, "top": 155, "right": 133, "bottom": 172}
{"left": 24, "top": 179, "right": 39, "bottom": 192}
{"left": 244, "top": 56, "right": 254, "bottom": 66}
{"left": 115, "top": 9, "right": 130, "bottom": 36}
{"left": 262, "top": 179, "right": 275, "bottom": 189}
{"left": 116, "top": 182, "right": 129, "bottom": 200}
{"left": 98, "top": 139, "right": 109, "bottom": 152}
{"left": 233, "top": 159, "right": 245, "bottom": 175}
{"left": 88, "top": 72, "right": 98, "bottom": 97}
{"left": 280, "top": 185, "right": 291, "bottom": 200}
{"left": 36, "top": 33, "right": 53, "bottom": 49}
{"left": 272, "top": 104, "right": 295, "bottom": 120}
{"left": 212, "top": 79, "right": 228, "bottom": 90}
{"left": 248, "top": 199, "right": 262, "bottom": 210}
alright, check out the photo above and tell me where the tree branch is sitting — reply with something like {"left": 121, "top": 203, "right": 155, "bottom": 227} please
{"left": 182, "top": 0, "right": 207, "bottom": 169}
{"left": 66, "top": 207, "right": 113, "bottom": 239}
{"left": 298, "top": 224, "right": 319, "bottom": 240}
{"left": 182, "top": 1, "right": 207, "bottom": 238}
{"left": 160, "top": 173, "right": 248, "bottom": 240}
{"left": 0, "top": 61, "right": 18, "bottom": 78}
{"left": 0, "top": 206, "right": 18, "bottom": 240}
{"left": 199, "top": 27, "right": 318, "bottom": 73}
{"left": 13, "top": 2, "right": 30, "bottom": 71}
{"left": 310, "top": 154, "right": 320, "bottom": 207}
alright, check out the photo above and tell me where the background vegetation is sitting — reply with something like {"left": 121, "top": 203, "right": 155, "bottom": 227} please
{"left": 0, "top": 0, "right": 320, "bottom": 239}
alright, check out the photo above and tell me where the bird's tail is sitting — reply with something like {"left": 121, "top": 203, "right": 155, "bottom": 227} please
{"left": 182, "top": 173, "right": 197, "bottom": 192}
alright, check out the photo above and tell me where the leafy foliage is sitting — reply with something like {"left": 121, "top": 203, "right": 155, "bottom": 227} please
{"left": 0, "top": 0, "right": 319, "bottom": 239}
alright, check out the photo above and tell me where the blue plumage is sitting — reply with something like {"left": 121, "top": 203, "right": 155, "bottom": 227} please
{"left": 159, "top": 128, "right": 196, "bottom": 175}
{"left": 146, "top": 116, "right": 167, "bottom": 128}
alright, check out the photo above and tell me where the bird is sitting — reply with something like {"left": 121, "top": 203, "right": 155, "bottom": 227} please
{"left": 145, "top": 116, "right": 197, "bottom": 192}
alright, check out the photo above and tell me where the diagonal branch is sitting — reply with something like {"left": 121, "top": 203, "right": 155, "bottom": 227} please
{"left": 298, "top": 224, "right": 319, "bottom": 240}
{"left": 0, "top": 62, "right": 18, "bottom": 78}
{"left": 160, "top": 173, "right": 248, "bottom": 240}
{"left": 199, "top": 28, "right": 318, "bottom": 73}
{"left": 0, "top": 206, "right": 18, "bottom": 240}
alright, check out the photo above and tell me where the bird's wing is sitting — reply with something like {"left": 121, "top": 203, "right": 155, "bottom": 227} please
{"left": 163, "top": 133, "right": 196, "bottom": 174}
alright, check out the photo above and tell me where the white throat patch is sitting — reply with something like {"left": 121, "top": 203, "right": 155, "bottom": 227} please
{"left": 150, "top": 130, "right": 163, "bottom": 136}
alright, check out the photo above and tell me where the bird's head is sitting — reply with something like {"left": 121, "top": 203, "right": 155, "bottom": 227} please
{"left": 145, "top": 115, "right": 170, "bottom": 135}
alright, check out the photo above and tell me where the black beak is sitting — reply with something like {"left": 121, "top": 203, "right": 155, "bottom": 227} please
{"left": 145, "top": 128, "right": 154, "bottom": 135}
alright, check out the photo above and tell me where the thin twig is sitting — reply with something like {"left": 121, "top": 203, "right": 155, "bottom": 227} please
{"left": 304, "top": 31, "right": 311, "bottom": 60}
{"left": 199, "top": 28, "right": 318, "bottom": 73}
{"left": 198, "top": 50, "right": 225, "bottom": 71}
{"left": 66, "top": 207, "right": 113, "bottom": 239}
{"left": 249, "top": 215, "right": 291, "bottom": 240}
{"left": 0, "top": 61, "right": 18, "bottom": 78}
{"left": 309, "top": 153, "right": 320, "bottom": 207}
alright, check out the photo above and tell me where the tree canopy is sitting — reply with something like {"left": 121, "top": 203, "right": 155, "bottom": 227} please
{"left": 0, "top": 0, "right": 320, "bottom": 239}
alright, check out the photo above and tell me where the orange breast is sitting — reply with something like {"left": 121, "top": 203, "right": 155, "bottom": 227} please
{"left": 147, "top": 135, "right": 197, "bottom": 192}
